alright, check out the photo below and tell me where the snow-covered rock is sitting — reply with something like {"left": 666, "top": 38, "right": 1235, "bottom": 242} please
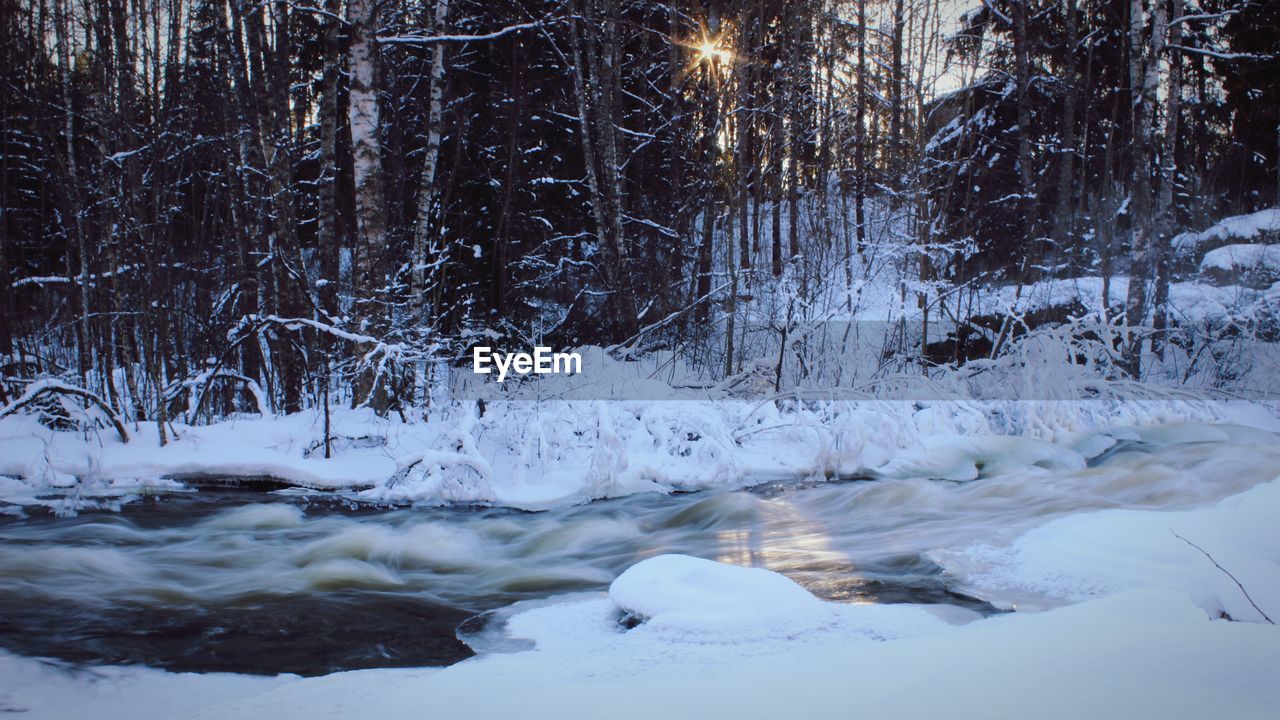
{"left": 1173, "top": 208, "right": 1280, "bottom": 257}
{"left": 1200, "top": 243, "right": 1280, "bottom": 287}
{"left": 608, "top": 554, "right": 837, "bottom": 641}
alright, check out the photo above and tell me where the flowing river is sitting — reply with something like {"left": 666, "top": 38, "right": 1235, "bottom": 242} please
{"left": 2, "top": 429, "right": 1278, "bottom": 676}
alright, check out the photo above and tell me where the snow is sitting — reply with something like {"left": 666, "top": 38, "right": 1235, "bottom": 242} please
{"left": 1173, "top": 207, "right": 1280, "bottom": 254}
{"left": 10, "top": 203, "right": 1280, "bottom": 511}
{"left": 1199, "top": 243, "right": 1280, "bottom": 273}
{"left": 0, "top": 653, "right": 289, "bottom": 718}
{"left": 872, "top": 434, "right": 1087, "bottom": 481}
{"left": 4, "top": 395, "right": 1270, "bottom": 512}
{"left": 976, "top": 273, "right": 1276, "bottom": 325}
{"left": 931, "top": 479, "right": 1280, "bottom": 621}
{"left": 7, "top": 468, "right": 1280, "bottom": 718}
{"left": 608, "top": 554, "right": 840, "bottom": 641}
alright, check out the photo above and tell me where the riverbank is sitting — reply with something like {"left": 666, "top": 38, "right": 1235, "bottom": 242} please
{"left": 4, "top": 392, "right": 1278, "bottom": 513}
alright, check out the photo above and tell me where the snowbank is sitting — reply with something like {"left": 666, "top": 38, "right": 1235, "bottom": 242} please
{"left": 6, "top": 591, "right": 1274, "bottom": 718}
{"left": 6, "top": 392, "right": 1279, "bottom": 512}
{"left": 1200, "top": 243, "right": 1280, "bottom": 273}
{"left": 0, "top": 654, "right": 289, "bottom": 719}
{"left": 1173, "top": 207, "right": 1280, "bottom": 254}
{"left": 2, "top": 395, "right": 1267, "bottom": 513}
{"left": 1200, "top": 243, "right": 1280, "bottom": 286}
{"left": 932, "top": 480, "right": 1280, "bottom": 621}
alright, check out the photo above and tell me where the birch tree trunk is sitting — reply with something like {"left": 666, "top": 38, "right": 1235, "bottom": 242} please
{"left": 735, "top": 21, "right": 750, "bottom": 271}
{"left": 1123, "top": 0, "right": 1165, "bottom": 378}
{"left": 695, "top": 59, "right": 717, "bottom": 323}
{"left": 347, "top": 0, "right": 390, "bottom": 411}
{"left": 888, "top": 0, "right": 905, "bottom": 192}
{"left": 1152, "top": 0, "right": 1183, "bottom": 357}
{"left": 786, "top": 9, "right": 801, "bottom": 266}
{"left": 597, "top": 1, "right": 626, "bottom": 270}
{"left": 854, "top": 0, "right": 867, "bottom": 253}
{"left": 569, "top": 12, "right": 611, "bottom": 293}
{"left": 53, "top": 0, "right": 92, "bottom": 391}
{"left": 771, "top": 75, "right": 783, "bottom": 277}
{"left": 267, "top": 0, "right": 303, "bottom": 413}
{"left": 349, "top": 0, "right": 385, "bottom": 297}
{"left": 570, "top": 0, "right": 632, "bottom": 330}
{"left": 317, "top": 0, "right": 341, "bottom": 319}
{"left": 220, "top": 0, "right": 267, "bottom": 407}
{"left": 412, "top": 0, "right": 451, "bottom": 319}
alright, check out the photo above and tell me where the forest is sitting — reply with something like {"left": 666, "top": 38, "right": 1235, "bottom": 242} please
{"left": 2, "top": 0, "right": 1278, "bottom": 426}
{"left": 5, "top": 3, "right": 1280, "bottom": 713}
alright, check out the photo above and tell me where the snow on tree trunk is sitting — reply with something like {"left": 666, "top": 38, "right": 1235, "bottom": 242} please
{"left": 317, "top": 0, "right": 341, "bottom": 320}
{"left": 1123, "top": 0, "right": 1165, "bottom": 378}
{"left": 412, "top": 0, "right": 451, "bottom": 320}
{"left": 1152, "top": 0, "right": 1183, "bottom": 356}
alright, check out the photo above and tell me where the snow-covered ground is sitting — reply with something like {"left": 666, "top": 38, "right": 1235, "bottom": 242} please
{"left": 3, "top": 466, "right": 1278, "bottom": 719}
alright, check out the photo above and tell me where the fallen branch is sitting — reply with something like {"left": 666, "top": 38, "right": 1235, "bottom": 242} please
{"left": 0, "top": 379, "right": 129, "bottom": 443}
{"left": 1171, "top": 529, "right": 1275, "bottom": 625}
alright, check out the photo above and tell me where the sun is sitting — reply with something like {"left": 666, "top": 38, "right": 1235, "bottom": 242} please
{"left": 675, "top": 25, "right": 735, "bottom": 86}
{"left": 695, "top": 38, "right": 731, "bottom": 66}
{"left": 682, "top": 25, "right": 732, "bottom": 72}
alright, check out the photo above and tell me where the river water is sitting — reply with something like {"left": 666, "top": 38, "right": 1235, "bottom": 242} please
{"left": 2, "top": 431, "right": 1278, "bottom": 675}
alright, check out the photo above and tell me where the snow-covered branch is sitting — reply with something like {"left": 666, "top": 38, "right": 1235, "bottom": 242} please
{"left": 1166, "top": 44, "right": 1267, "bottom": 60}
{"left": 0, "top": 379, "right": 129, "bottom": 443}
{"left": 377, "top": 20, "right": 547, "bottom": 45}
{"left": 229, "top": 314, "right": 380, "bottom": 346}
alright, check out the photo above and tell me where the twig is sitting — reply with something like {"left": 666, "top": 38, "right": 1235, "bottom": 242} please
{"left": 1171, "top": 529, "right": 1275, "bottom": 625}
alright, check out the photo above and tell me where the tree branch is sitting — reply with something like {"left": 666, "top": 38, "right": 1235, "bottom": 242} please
{"left": 1171, "top": 529, "right": 1275, "bottom": 625}
{"left": 378, "top": 20, "right": 546, "bottom": 45}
